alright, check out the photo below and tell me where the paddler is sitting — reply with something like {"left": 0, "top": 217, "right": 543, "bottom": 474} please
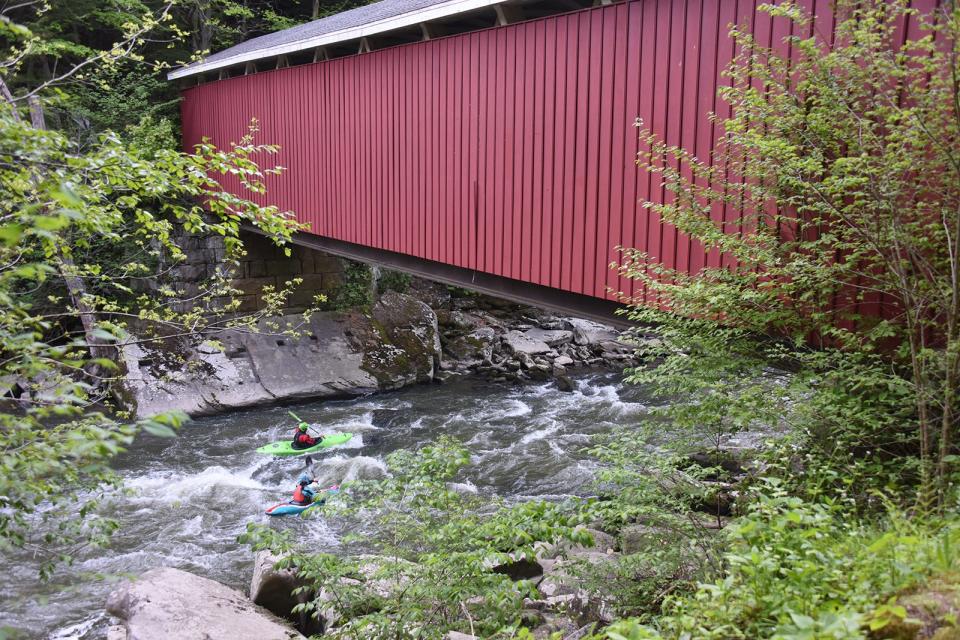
{"left": 291, "top": 472, "right": 317, "bottom": 505}
{"left": 291, "top": 420, "right": 324, "bottom": 450}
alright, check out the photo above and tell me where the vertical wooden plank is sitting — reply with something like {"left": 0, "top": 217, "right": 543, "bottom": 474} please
{"left": 500, "top": 28, "right": 517, "bottom": 276}
{"left": 433, "top": 41, "right": 443, "bottom": 263}
{"left": 582, "top": 8, "right": 602, "bottom": 296}
{"left": 434, "top": 40, "right": 442, "bottom": 263}
{"left": 444, "top": 39, "right": 454, "bottom": 264}
{"left": 591, "top": 7, "right": 616, "bottom": 299}
{"left": 416, "top": 43, "right": 425, "bottom": 259}
{"left": 677, "top": 0, "right": 704, "bottom": 279}
{"left": 516, "top": 21, "right": 534, "bottom": 282}
{"left": 593, "top": 5, "right": 632, "bottom": 298}
{"left": 600, "top": 3, "right": 628, "bottom": 300}
{"left": 468, "top": 32, "right": 481, "bottom": 269}
{"left": 529, "top": 19, "right": 547, "bottom": 286}
{"left": 493, "top": 26, "right": 507, "bottom": 278}
{"left": 636, "top": 0, "right": 663, "bottom": 303}
{"left": 557, "top": 14, "right": 579, "bottom": 290}
{"left": 481, "top": 29, "right": 498, "bottom": 274}
{"left": 619, "top": 1, "right": 643, "bottom": 300}
{"left": 320, "top": 61, "right": 327, "bottom": 236}
{"left": 539, "top": 16, "right": 558, "bottom": 287}
{"left": 567, "top": 12, "right": 590, "bottom": 294}
{"left": 392, "top": 51, "right": 402, "bottom": 254}
{"left": 404, "top": 49, "right": 414, "bottom": 256}
{"left": 657, "top": 0, "right": 685, "bottom": 292}
{"left": 514, "top": 22, "right": 533, "bottom": 281}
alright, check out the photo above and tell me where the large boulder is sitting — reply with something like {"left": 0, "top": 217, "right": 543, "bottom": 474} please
{"left": 106, "top": 567, "right": 303, "bottom": 640}
{"left": 502, "top": 330, "right": 551, "bottom": 355}
{"left": 563, "top": 318, "right": 618, "bottom": 346}
{"left": 250, "top": 551, "right": 321, "bottom": 635}
{"left": 443, "top": 327, "right": 496, "bottom": 361}
{"left": 524, "top": 328, "right": 574, "bottom": 347}
{"left": 122, "top": 291, "right": 442, "bottom": 418}
{"left": 369, "top": 290, "right": 442, "bottom": 387}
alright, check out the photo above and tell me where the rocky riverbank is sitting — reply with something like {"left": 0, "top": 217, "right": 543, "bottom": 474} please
{"left": 121, "top": 277, "right": 648, "bottom": 418}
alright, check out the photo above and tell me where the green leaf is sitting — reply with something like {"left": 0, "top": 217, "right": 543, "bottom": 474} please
{"left": 90, "top": 328, "right": 118, "bottom": 342}
{"left": 141, "top": 421, "right": 176, "bottom": 438}
{"left": 0, "top": 223, "right": 23, "bottom": 246}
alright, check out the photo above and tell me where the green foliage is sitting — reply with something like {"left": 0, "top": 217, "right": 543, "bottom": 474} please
{"left": 593, "top": 2, "right": 960, "bottom": 637}
{"left": 617, "top": 0, "right": 960, "bottom": 503}
{"left": 0, "top": 5, "right": 311, "bottom": 575}
{"left": 597, "top": 482, "right": 960, "bottom": 640}
{"left": 241, "top": 436, "right": 592, "bottom": 638}
{"left": 377, "top": 268, "right": 412, "bottom": 294}
{"left": 323, "top": 260, "right": 373, "bottom": 311}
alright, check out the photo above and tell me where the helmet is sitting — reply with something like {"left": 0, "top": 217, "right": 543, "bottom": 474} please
{"left": 297, "top": 473, "right": 311, "bottom": 485}
{"left": 298, "top": 423, "right": 309, "bottom": 432}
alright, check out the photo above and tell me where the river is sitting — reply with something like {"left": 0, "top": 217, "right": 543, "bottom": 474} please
{"left": 3, "top": 372, "right": 651, "bottom": 639}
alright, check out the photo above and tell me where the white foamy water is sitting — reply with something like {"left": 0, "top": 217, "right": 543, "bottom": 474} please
{"left": 3, "top": 372, "right": 650, "bottom": 639}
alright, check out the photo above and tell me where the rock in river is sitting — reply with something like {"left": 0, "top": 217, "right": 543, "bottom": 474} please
{"left": 502, "top": 330, "right": 551, "bottom": 355}
{"left": 564, "top": 318, "right": 618, "bottom": 346}
{"left": 121, "top": 291, "right": 442, "bottom": 418}
{"left": 250, "top": 551, "right": 320, "bottom": 635}
{"left": 106, "top": 567, "right": 304, "bottom": 640}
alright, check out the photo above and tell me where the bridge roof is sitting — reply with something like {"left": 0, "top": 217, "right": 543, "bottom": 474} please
{"left": 168, "top": 0, "right": 506, "bottom": 80}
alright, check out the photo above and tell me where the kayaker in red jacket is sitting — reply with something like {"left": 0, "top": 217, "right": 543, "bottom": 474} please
{"left": 291, "top": 422, "right": 323, "bottom": 450}
{"left": 291, "top": 473, "right": 316, "bottom": 505}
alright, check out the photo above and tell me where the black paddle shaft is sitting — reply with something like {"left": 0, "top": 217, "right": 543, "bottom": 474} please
{"left": 288, "top": 410, "right": 323, "bottom": 436}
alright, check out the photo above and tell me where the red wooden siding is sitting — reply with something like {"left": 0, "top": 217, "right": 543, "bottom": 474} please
{"left": 180, "top": 0, "right": 937, "bottom": 304}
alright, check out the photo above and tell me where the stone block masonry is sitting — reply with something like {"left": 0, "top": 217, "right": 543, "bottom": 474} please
{"left": 169, "top": 229, "right": 346, "bottom": 314}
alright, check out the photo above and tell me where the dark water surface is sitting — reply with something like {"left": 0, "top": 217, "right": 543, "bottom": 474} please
{"left": 3, "top": 373, "right": 651, "bottom": 638}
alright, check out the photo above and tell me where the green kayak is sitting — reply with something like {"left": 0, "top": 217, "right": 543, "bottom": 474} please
{"left": 256, "top": 432, "right": 354, "bottom": 456}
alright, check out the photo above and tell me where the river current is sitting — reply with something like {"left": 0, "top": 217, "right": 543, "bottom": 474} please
{"left": 3, "top": 372, "right": 650, "bottom": 638}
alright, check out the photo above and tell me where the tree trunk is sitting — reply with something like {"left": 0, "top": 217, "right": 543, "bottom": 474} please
{"left": 2, "top": 84, "right": 119, "bottom": 375}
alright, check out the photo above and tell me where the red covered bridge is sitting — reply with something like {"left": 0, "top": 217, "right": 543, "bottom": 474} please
{"left": 172, "top": 0, "right": 934, "bottom": 322}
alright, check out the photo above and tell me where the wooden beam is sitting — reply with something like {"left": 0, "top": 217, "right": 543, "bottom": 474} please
{"left": 494, "top": 4, "right": 523, "bottom": 26}
{"left": 244, "top": 62, "right": 256, "bottom": 75}
{"left": 419, "top": 22, "right": 432, "bottom": 40}
{"left": 275, "top": 55, "right": 289, "bottom": 69}
{"left": 358, "top": 37, "right": 371, "bottom": 53}
{"left": 313, "top": 47, "right": 329, "bottom": 62}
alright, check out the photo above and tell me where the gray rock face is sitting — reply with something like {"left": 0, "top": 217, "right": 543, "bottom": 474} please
{"left": 370, "top": 291, "right": 442, "bottom": 386}
{"left": 556, "top": 376, "right": 575, "bottom": 392}
{"left": 502, "top": 330, "right": 551, "bottom": 355}
{"left": 523, "top": 328, "right": 574, "bottom": 347}
{"left": 122, "top": 292, "right": 441, "bottom": 418}
{"left": 564, "top": 318, "right": 618, "bottom": 346}
{"left": 250, "top": 551, "right": 320, "bottom": 635}
{"left": 444, "top": 327, "right": 496, "bottom": 361}
{"left": 106, "top": 567, "right": 303, "bottom": 640}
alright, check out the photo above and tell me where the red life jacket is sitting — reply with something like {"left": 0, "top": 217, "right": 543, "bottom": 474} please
{"left": 292, "top": 484, "right": 310, "bottom": 505}
{"left": 292, "top": 430, "right": 316, "bottom": 447}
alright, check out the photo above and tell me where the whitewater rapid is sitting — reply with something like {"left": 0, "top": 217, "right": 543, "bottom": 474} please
{"left": 3, "top": 372, "right": 648, "bottom": 638}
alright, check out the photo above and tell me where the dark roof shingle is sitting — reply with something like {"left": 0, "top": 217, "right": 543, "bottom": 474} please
{"left": 182, "top": 0, "right": 456, "bottom": 71}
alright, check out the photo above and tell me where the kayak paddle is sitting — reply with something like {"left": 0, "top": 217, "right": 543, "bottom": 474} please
{"left": 288, "top": 410, "right": 324, "bottom": 436}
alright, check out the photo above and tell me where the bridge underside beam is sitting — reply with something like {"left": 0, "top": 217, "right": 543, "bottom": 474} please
{"left": 254, "top": 228, "right": 630, "bottom": 328}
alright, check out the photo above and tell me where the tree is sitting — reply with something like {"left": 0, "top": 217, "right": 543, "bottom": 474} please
{"left": 0, "top": 3, "right": 305, "bottom": 577}
{"left": 617, "top": 0, "right": 960, "bottom": 507}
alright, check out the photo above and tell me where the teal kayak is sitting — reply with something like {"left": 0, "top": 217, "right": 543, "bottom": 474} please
{"left": 256, "top": 432, "right": 354, "bottom": 456}
{"left": 265, "top": 486, "right": 339, "bottom": 517}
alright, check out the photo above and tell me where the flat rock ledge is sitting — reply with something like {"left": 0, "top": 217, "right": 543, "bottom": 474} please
{"left": 106, "top": 567, "right": 304, "bottom": 640}
{"left": 121, "top": 291, "right": 441, "bottom": 418}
